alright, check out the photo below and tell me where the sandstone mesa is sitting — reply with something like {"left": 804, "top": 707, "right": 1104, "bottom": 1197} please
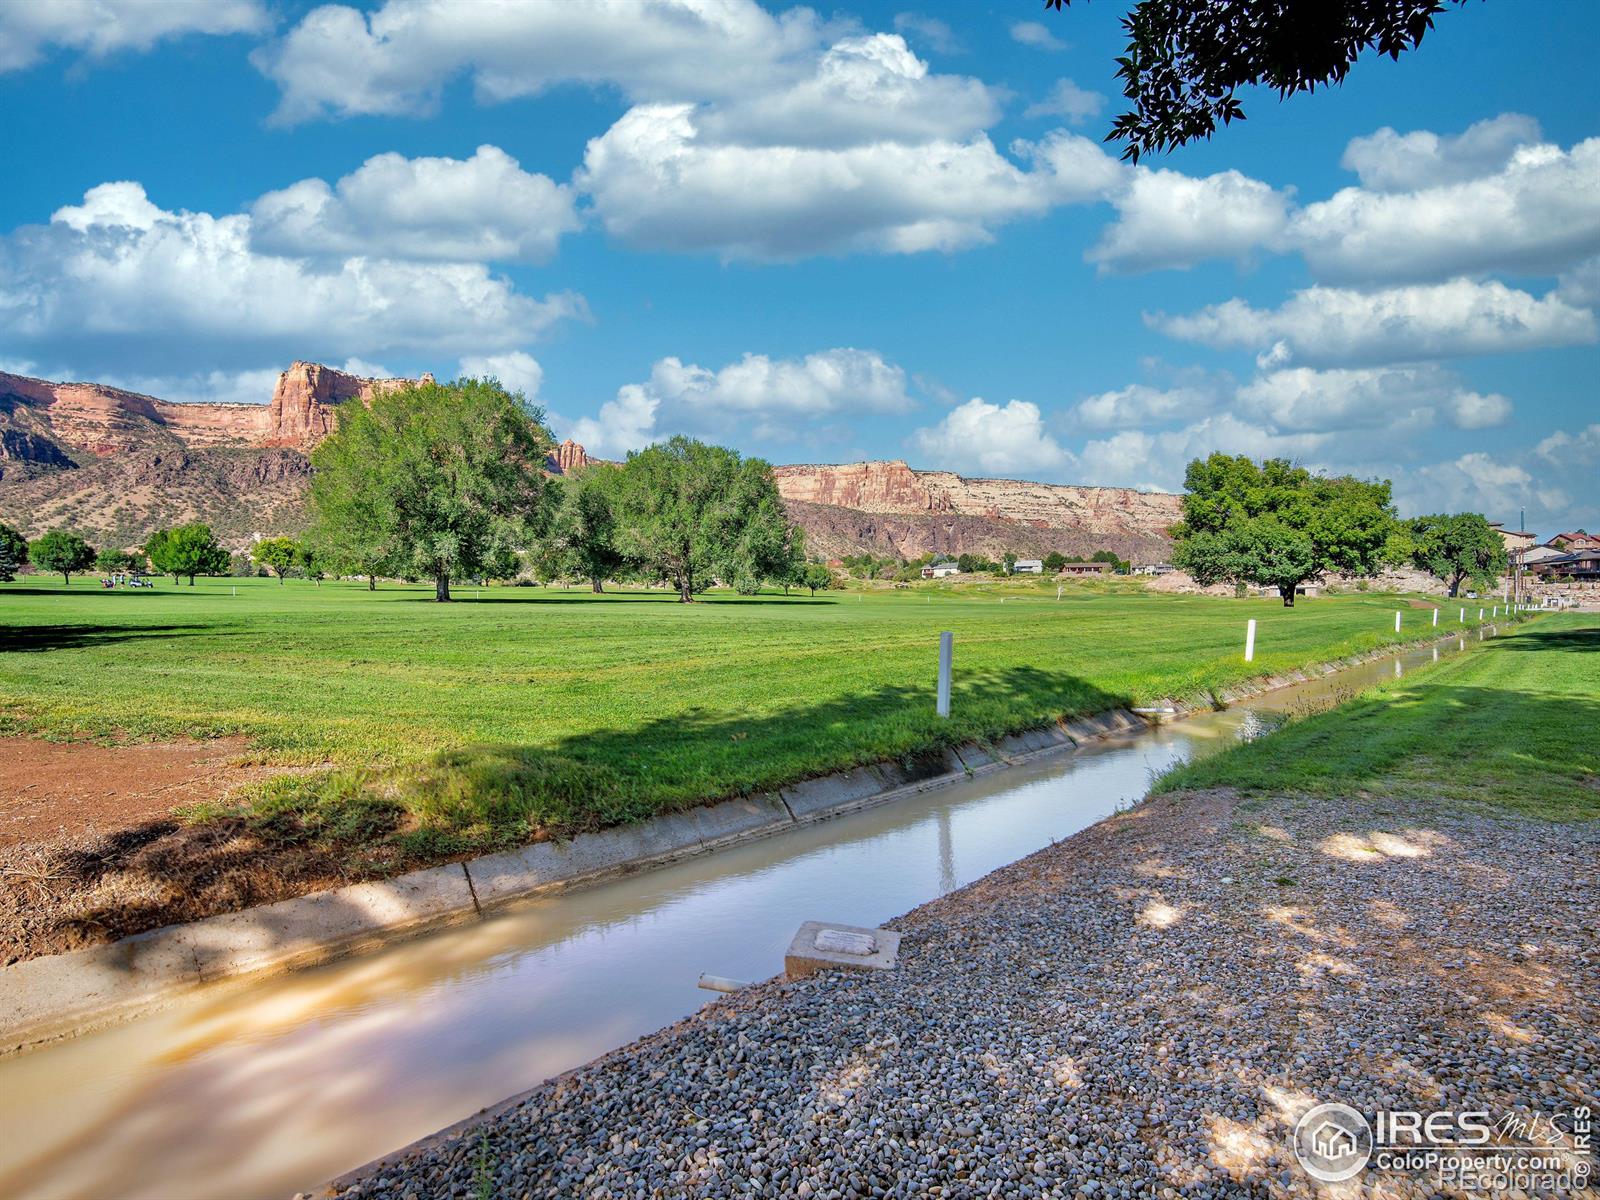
{"left": 0, "top": 363, "right": 1177, "bottom": 561}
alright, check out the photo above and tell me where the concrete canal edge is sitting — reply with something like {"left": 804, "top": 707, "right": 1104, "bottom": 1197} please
{"left": 0, "top": 630, "right": 1491, "bottom": 1056}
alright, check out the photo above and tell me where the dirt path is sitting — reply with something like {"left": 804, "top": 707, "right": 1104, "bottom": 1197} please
{"left": 0, "top": 736, "right": 349, "bottom": 965}
{"left": 0, "top": 735, "right": 260, "bottom": 849}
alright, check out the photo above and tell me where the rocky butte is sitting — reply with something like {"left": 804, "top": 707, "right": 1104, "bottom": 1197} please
{"left": 1, "top": 366, "right": 1182, "bottom": 561}
{"left": 0, "top": 362, "right": 431, "bottom": 550}
{"left": 775, "top": 461, "right": 1182, "bottom": 562}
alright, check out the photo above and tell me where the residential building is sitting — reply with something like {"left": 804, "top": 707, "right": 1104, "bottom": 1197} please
{"left": 1549, "top": 530, "right": 1600, "bottom": 552}
{"left": 921, "top": 562, "right": 960, "bottom": 578}
{"left": 1012, "top": 559, "right": 1043, "bottom": 574}
{"left": 1057, "top": 561, "right": 1112, "bottom": 576}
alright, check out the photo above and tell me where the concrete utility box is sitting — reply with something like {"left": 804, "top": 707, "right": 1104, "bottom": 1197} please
{"left": 784, "top": 921, "right": 901, "bottom": 980}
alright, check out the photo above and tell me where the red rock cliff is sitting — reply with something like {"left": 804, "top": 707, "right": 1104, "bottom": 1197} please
{"left": 264, "top": 361, "right": 433, "bottom": 448}
{"left": 774, "top": 459, "right": 1184, "bottom": 552}
{"left": 773, "top": 460, "right": 950, "bottom": 513}
{"left": 546, "top": 439, "right": 590, "bottom": 475}
{"left": 0, "top": 370, "right": 272, "bottom": 457}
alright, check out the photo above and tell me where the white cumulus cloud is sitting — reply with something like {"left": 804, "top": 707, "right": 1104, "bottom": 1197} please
{"left": 252, "top": 0, "right": 822, "bottom": 124}
{"left": 1090, "top": 167, "right": 1294, "bottom": 274}
{"left": 580, "top": 102, "right": 1120, "bottom": 259}
{"left": 1152, "top": 279, "right": 1597, "bottom": 367}
{"left": 910, "top": 398, "right": 1072, "bottom": 476}
{"left": 458, "top": 351, "right": 544, "bottom": 399}
{"left": 252, "top": 145, "right": 579, "bottom": 263}
{"left": 1010, "top": 21, "right": 1065, "bottom": 51}
{"left": 1024, "top": 79, "right": 1105, "bottom": 124}
{"left": 566, "top": 386, "right": 661, "bottom": 459}
{"left": 1292, "top": 136, "right": 1600, "bottom": 282}
{"left": 1339, "top": 113, "right": 1544, "bottom": 192}
{"left": 0, "top": 181, "right": 587, "bottom": 374}
{"left": 0, "top": 0, "right": 266, "bottom": 72}
{"left": 1236, "top": 365, "right": 1511, "bottom": 432}
{"left": 1071, "top": 383, "right": 1217, "bottom": 430}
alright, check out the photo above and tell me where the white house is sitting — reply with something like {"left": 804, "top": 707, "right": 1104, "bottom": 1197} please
{"left": 1012, "top": 559, "right": 1044, "bottom": 574}
{"left": 922, "top": 562, "right": 961, "bottom": 578}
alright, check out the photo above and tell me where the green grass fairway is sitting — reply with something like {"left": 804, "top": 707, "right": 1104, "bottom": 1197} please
{"left": 1157, "top": 613, "right": 1600, "bottom": 820}
{"left": 0, "top": 576, "right": 1524, "bottom": 855}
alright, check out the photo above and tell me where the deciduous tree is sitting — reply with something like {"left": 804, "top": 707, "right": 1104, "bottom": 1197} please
{"left": 28, "top": 529, "right": 95, "bottom": 585}
{"left": 252, "top": 536, "right": 301, "bottom": 584}
{"left": 95, "top": 548, "right": 140, "bottom": 574}
{"left": 0, "top": 522, "right": 27, "bottom": 582}
{"left": 1409, "top": 512, "right": 1504, "bottom": 598}
{"left": 146, "top": 523, "right": 230, "bottom": 585}
{"left": 1043, "top": 0, "right": 1472, "bottom": 161}
{"left": 612, "top": 437, "right": 801, "bottom": 602}
{"left": 1171, "top": 454, "right": 1397, "bottom": 605}
{"left": 549, "top": 466, "right": 630, "bottom": 593}
{"left": 308, "top": 378, "right": 553, "bottom": 601}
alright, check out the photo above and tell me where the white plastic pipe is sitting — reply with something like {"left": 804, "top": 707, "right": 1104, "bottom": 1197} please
{"left": 1432, "top": 608, "right": 1438, "bottom": 626}
{"left": 1395, "top": 611, "right": 1402, "bottom": 633}
{"left": 697, "top": 974, "right": 749, "bottom": 994}
{"left": 1244, "top": 619, "right": 1257, "bottom": 663}
{"left": 936, "top": 631, "right": 953, "bottom": 718}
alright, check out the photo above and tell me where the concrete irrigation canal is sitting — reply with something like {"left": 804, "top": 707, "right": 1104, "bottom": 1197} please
{"left": 0, "top": 635, "right": 1492, "bottom": 1200}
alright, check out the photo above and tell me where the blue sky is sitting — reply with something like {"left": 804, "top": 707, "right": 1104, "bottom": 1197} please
{"left": 1, "top": 0, "right": 1596, "bottom": 535}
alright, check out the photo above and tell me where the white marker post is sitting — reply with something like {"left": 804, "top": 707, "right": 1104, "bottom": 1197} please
{"left": 1244, "top": 619, "right": 1257, "bottom": 663}
{"left": 1460, "top": 607, "right": 1466, "bottom": 623}
{"left": 1479, "top": 607, "right": 1484, "bottom": 621}
{"left": 1395, "top": 610, "right": 1402, "bottom": 633}
{"left": 1432, "top": 608, "right": 1438, "bottom": 627}
{"left": 936, "top": 631, "right": 953, "bottom": 719}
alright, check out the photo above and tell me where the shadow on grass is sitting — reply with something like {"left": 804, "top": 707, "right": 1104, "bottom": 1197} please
{"left": 0, "top": 623, "right": 204, "bottom": 653}
{"left": 1481, "top": 625, "right": 1600, "bottom": 653}
{"left": 1158, "top": 679, "right": 1600, "bottom": 821}
{"left": 9, "top": 665, "right": 1129, "bottom": 964}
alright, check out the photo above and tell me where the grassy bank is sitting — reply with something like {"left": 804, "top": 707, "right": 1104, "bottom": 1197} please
{"left": 1157, "top": 613, "right": 1600, "bottom": 820}
{"left": 1, "top": 577, "right": 1517, "bottom": 855}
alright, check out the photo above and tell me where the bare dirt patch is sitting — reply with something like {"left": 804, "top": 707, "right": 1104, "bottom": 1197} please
{"left": 1, "top": 735, "right": 261, "bottom": 850}
{"left": 0, "top": 736, "right": 364, "bottom": 965}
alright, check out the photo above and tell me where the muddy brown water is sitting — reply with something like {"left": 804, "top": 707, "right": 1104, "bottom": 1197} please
{"left": 0, "top": 633, "right": 1493, "bottom": 1200}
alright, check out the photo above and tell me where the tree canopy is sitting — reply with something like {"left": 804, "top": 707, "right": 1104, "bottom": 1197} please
{"left": 0, "top": 522, "right": 27, "bottom": 582}
{"left": 308, "top": 377, "right": 554, "bottom": 601}
{"left": 612, "top": 436, "right": 802, "bottom": 602}
{"left": 1408, "top": 512, "right": 1505, "bottom": 597}
{"left": 1043, "top": 0, "right": 1471, "bottom": 160}
{"left": 145, "top": 523, "right": 230, "bottom": 585}
{"left": 1171, "top": 453, "right": 1397, "bottom": 605}
{"left": 252, "top": 536, "right": 301, "bottom": 583}
{"left": 94, "top": 548, "right": 141, "bottom": 574}
{"left": 29, "top": 529, "right": 95, "bottom": 585}
{"left": 548, "top": 466, "right": 632, "bottom": 592}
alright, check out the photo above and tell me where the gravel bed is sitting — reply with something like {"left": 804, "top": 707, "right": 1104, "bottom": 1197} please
{"left": 323, "top": 789, "right": 1599, "bottom": 1200}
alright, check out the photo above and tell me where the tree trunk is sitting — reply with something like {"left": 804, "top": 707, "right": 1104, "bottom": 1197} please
{"left": 1279, "top": 584, "right": 1296, "bottom": 607}
{"left": 679, "top": 570, "right": 693, "bottom": 603}
{"left": 591, "top": 578, "right": 604, "bottom": 593}
{"left": 367, "top": 575, "right": 376, "bottom": 591}
{"left": 1448, "top": 573, "right": 1462, "bottom": 598}
{"left": 435, "top": 574, "right": 451, "bottom": 602}
{"left": 61, "top": 572, "right": 70, "bottom": 585}
{"left": 277, "top": 573, "right": 284, "bottom": 585}
{"left": 188, "top": 575, "right": 196, "bottom": 586}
